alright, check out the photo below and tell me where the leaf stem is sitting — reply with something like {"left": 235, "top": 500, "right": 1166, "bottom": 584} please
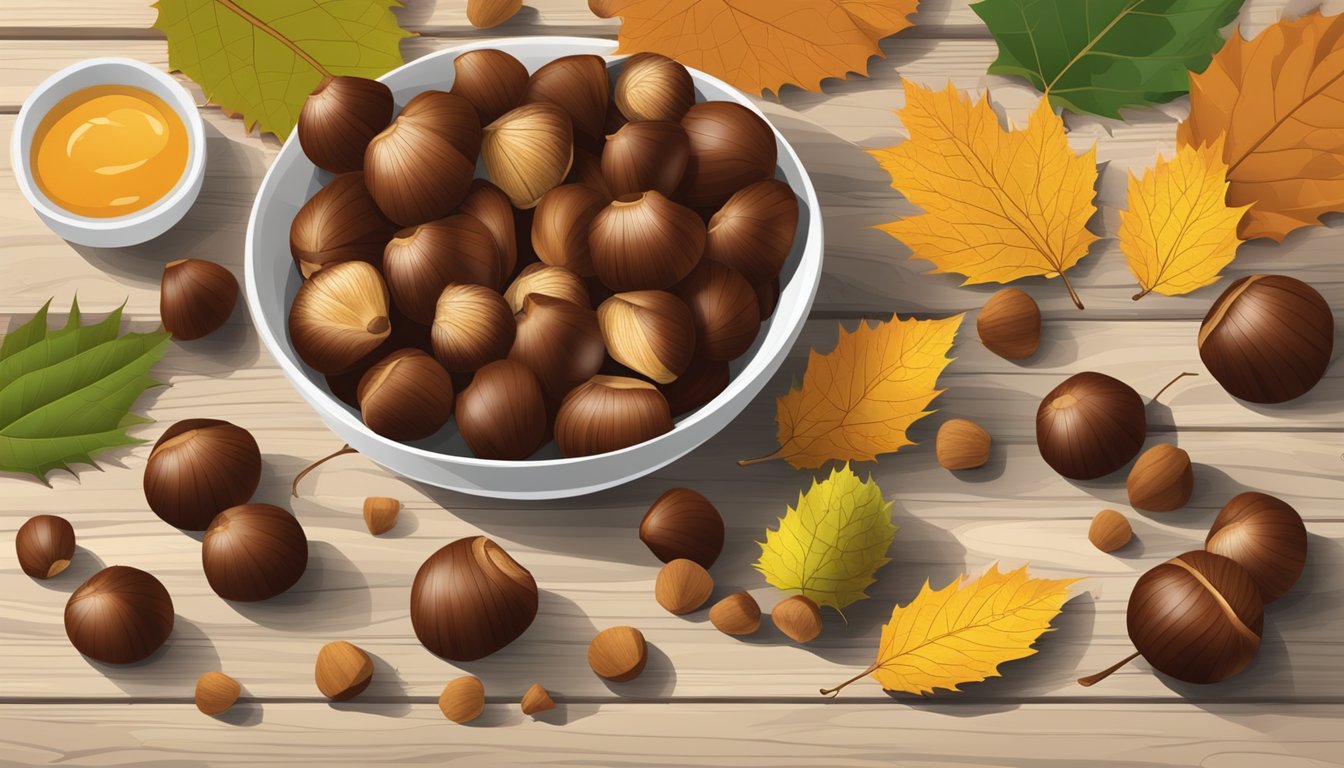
{"left": 1132, "top": 287, "right": 1152, "bottom": 301}
{"left": 214, "top": 0, "right": 333, "bottom": 78}
{"left": 1152, "top": 371, "right": 1198, "bottom": 403}
{"left": 820, "top": 662, "right": 880, "bottom": 698}
{"left": 1060, "top": 271, "right": 1084, "bottom": 310}
{"left": 1077, "top": 650, "right": 1141, "bottom": 687}
{"left": 737, "top": 451, "right": 782, "bottom": 467}
{"left": 291, "top": 444, "right": 357, "bottom": 497}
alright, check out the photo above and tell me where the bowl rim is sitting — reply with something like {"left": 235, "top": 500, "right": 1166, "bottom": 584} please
{"left": 9, "top": 56, "right": 207, "bottom": 231}
{"left": 245, "top": 36, "right": 823, "bottom": 470}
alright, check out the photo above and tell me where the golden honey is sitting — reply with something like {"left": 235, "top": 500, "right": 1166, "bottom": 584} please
{"left": 31, "top": 84, "right": 188, "bottom": 218}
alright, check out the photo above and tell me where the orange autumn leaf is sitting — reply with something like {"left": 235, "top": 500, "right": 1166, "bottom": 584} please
{"left": 589, "top": 0, "right": 919, "bottom": 95}
{"left": 871, "top": 81, "right": 1099, "bottom": 309}
{"left": 740, "top": 314, "right": 961, "bottom": 470}
{"left": 1178, "top": 12, "right": 1344, "bottom": 242}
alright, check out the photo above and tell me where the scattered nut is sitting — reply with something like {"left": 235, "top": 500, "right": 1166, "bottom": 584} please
{"left": 1126, "top": 444, "right": 1193, "bottom": 512}
{"left": 143, "top": 418, "right": 262, "bottom": 531}
{"left": 65, "top": 566, "right": 174, "bottom": 665}
{"left": 466, "top": 0, "right": 522, "bottom": 29}
{"left": 1037, "top": 372, "right": 1145, "bottom": 480}
{"left": 315, "top": 641, "right": 373, "bottom": 701}
{"left": 195, "top": 671, "right": 241, "bottom": 716}
{"left": 439, "top": 675, "right": 486, "bottom": 723}
{"left": 1088, "top": 509, "right": 1132, "bottom": 553}
{"left": 935, "top": 418, "right": 991, "bottom": 471}
{"left": 639, "top": 487, "right": 725, "bottom": 568}
{"left": 520, "top": 683, "right": 555, "bottom": 716}
{"left": 411, "top": 537, "right": 538, "bottom": 661}
{"left": 16, "top": 514, "right": 75, "bottom": 579}
{"left": 202, "top": 503, "right": 309, "bottom": 602}
{"left": 709, "top": 592, "right": 761, "bottom": 636}
{"left": 362, "top": 497, "right": 400, "bottom": 535}
{"left": 655, "top": 558, "right": 714, "bottom": 615}
{"left": 772, "top": 595, "right": 822, "bottom": 644}
{"left": 1205, "top": 492, "right": 1308, "bottom": 603}
{"left": 977, "top": 288, "right": 1041, "bottom": 361}
{"left": 588, "top": 626, "right": 648, "bottom": 682}
{"left": 160, "top": 258, "right": 238, "bottom": 340}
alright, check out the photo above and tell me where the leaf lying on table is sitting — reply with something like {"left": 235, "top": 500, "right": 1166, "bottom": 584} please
{"left": 0, "top": 299, "right": 170, "bottom": 482}
{"left": 870, "top": 81, "right": 1098, "bottom": 309}
{"left": 755, "top": 464, "right": 897, "bottom": 612}
{"left": 1178, "top": 11, "right": 1344, "bottom": 242}
{"left": 740, "top": 313, "right": 961, "bottom": 470}
{"left": 153, "top": 0, "right": 411, "bottom": 139}
{"left": 589, "top": 0, "right": 920, "bottom": 95}
{"left": 971, "top": 0, "right": 1245, "bottom": 118}
{"left": 822, "top": 564, "right": 1079, "bottom": 697}
{"left": 1120, "top": 139, "right": 1249, "bottom": 300}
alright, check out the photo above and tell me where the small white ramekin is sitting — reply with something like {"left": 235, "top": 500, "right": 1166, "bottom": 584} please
{"left": 11, "top": 57, "right": 206, "bottom": 248}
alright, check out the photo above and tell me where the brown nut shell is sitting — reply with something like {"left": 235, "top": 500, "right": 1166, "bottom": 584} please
{"left": 451, "top": 48, "right": 529, "bottom": 125}
{"left": 298, "top": 76, "right": 394, "bottom": 174}
{"left": 439, "top": 675, "right": 486, "bottom": 723}
{"left": 590, "top": 191, "right": 705, "bottom": 291}
{"left": 1205, "top": 492, "right": 1307, "bottom": 603}
{"left": 587, "top": 626, "right": 647, "bottom": 682}
{"left": 143, "top": 418, "right": 262, "bottom": 531}
{"left": 357, "top": 349, "right": 456, "bottom": 441}
{"left": 704, "top": 179, "right": 798, "bottom": 285}
{"left": 978, "top": 288, "right": 1041, "bottom": 361}
{"left": 455, "top": 359, "right": 549, "bottom": 460}
{"left": 1088, "top": 509, "right": 1133, "bottom": 553}
{"left": 365, "top": 117, "right": 475, "bottom": 226}
{"left": 459, "top": 179, "right": 518, "bottom": 277}
{"left": 16, "top": 514, "right": 76, "bottom": 579}
{"left": 672, "top": 259, "right": 760, "bottom": 361}
{"left": 508, "top": 294, "right": 606, "bottom": 400}
{"left": 482, "top": 103, "right": 575, "bottom": 208}
{"left": 935, "top": 418, "right": 991, "bottom": 471}
{"left": 65, "top": 566, "right": 174, "bottom": 665}
{"left": 601, "top": 121, "right": 690, "bottom": 198}
{"left": 639, "top": 487, "right": 724, "bottom": 568}
{"left": 533, "top": 183, "right": 608, "bottom": 276}
{"left": 598, "top": 291, "right": 696, "bottom": 384}
{"left": 710, "top": 591, "right": 762, "bottom": 636}
{"left": 323, "top": 305, "right": 433, "bottom": 409}
{"left": 565, "top": 147, "right": 613, "bottom": 199}
{"left": 1126, "top": 444, "right": 1194, "bottom": 512}
{"left": 288, "top": 260, "right": 392, "bottom": 375}
{"left": 772, "top": 594, "right": 822, "bottom": 644}
{"left": 431, "top": 283, "right": 517, "bottom": 372}
{"left": 202, "top": 503, "right": 309, "bottom": 602}
{"left": 384, "top": 214, "right": 505, "bottom": 323}
{"left": 1036, "top": 372, "right": 1146, "bottom": 480}
{"left": 614, "top": 53, "right": 694, "bottom": 123}
{"left": 289, "top": 172, "right": 395, "bottom": 278}
{"left": 397, "top": 89, "right": 483, "bottom": 161}
{"left": 363, "top": 496, "right": 401, "bottom": 536}
{"left": 678, "top": 101, "right": 776, "bottom": 209}
{"left": 505, "top": 263, "right": 591, "bottom": 314}
{"left": 523, "top": 54, "right": 610, "bottom": 148}
{"left": 195, "top": 671, "right": 241, "bottom": 716}
{"left": 520, "top": 683, "right": 555, "bottom": 715}
{"left": 315, "top": 641, "right": 373, "bottom": 701}
{"left": 658, "top": 355, "right": 729, "bottom": 417}
{"left": 554, "top": 375, "right": 674, "bottom": 457}
{"left": 410, "top": 536, "right": 539, "bottom": 661}
{"left": 161, "top": 258, "right": 238, "bottom": 340}
{"left": 654, "top": 558, "right": 714, "bottom": 615}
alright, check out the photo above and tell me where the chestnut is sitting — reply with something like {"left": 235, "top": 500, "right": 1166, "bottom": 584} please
{"left": 554, "top": 375, "right": 675, "bottom": 457}
{"left": 16, "top": 514, "right": 75, "bottom": 579}
{"left": 523, "top": 54, "right": 609, "bottom": 148}
{"left": 455, "top": 359, "right": 549, "bottom": 460}
{"left": 298, "top": 76, "right": 394, "bottom": 173}
{"left": 383, "top": 214, "right": 505, "bottom": 323}
{"left": 1036, "top": 372, "right": 1145, "bottom": 480}
{"left": 1205, "top": 492, "right": 1307, "bottom": 603}
{"left": 365, "top": 116, "right": 475, "bottom": 226}
{"left": 639, "top": 487, "right": 724, "bottom": 568}
{"left": 655, "top": 558, "right": 714, "bottom": 614}
{"left": 658, "top": 355, "right": 729, "bottom": 416}
{"left": 432, "top": 282, "right": 516, "bottom": 372}
{"left": 588, "top": 626, "right": 647, "bottom": 682}
{"left": 289, "top": 172, "right": 395, "bottom": 278}
{"left": 601, "top": 121, "right": 690, "bottom": 198}
{"left": 672, "top": 259, "right": 760, "bottom": 361}
{"left": 357, "top": 349, "right": 455, "bottom": 441}
{"left": 978, "top": 288, "right": 1041, "bottom": 361}
{"left": 482, "top": 103, "right": 575, "bottom": 208}
{"left": 1126, "top": 444, "right": 1193, "bottom": 512}
{"left": 678, "top": 101, "right": 776, "bottom": 209}
{"left": 590, "top": 191, "right": 705, "bottom": 291}
{"left": 505, "top": 263, "right": 591, "bottom": 313}
{"left": 533, "top": 183, "right": 608, "bottom": 277}
{"left": 439, "top": 675, "right": 486, "bottom": 723}
{"left": 160, "top": 258, "right": 238, "bottom": 340}
{"left": 65, "top": 566, "right": 174, "bottom": 664}
{"left": 598, "top": 291, "right": 696, "bottom": 384}
{"left": 509, "top": 294, "right": 606, "bottom": 400}
{"left": 397, "top": 89, "right": 482, "bottom": 160}
{"left": 565, "top": 147, "right": 612, "bottom": 199}
{"left": 323, "top": 304, "right": 432, "bottom": 408}
{"left": 459, "top": 179, "right": 518, "bottom": 277}
{"left": 289, "top": 261, "right": 392, "bottom": 375}
{"left": 202, "top": 503, "right": 309, "bottom": 602}
{"left": 704, "top": 179, "right": 798, "bottom": 286}
{"left": 450, "top": 48, "right": 529, "bottom": 125}
{"left": 410, "top": 536, "right": 539, "bottom": 661}
{"left": 1198, "top": 275, "right": 1334, "bottom": 403}
{"left": 143, "top": 418, "right": 261, "bottom": 531}
{"left": 614, "top": 53, "right": 694, "bottom": 123}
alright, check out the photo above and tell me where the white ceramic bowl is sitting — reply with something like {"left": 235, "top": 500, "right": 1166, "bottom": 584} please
{"left": 11, "top": 57, "right": 207, "bottom": 248}
{"left": 245, "top": 37, "right": 822, "bottom": 499}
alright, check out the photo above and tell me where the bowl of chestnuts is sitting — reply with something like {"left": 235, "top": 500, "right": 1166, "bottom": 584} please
{"left": 244, "top": 38, "right": 822, "bottom": 499}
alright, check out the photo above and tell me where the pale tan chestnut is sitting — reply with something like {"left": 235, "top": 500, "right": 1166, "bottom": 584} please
{"left": 383, "top": 214, "right": 505, "bottom": 323}
{"left": 523, "top": 54, "right": 609, "bottom": 147}
{"left": 705, "top": 179, "right": 799, "bottom": 286}
{"left": 455, "top": 359, "right": 548, "bottom": 460}
{"left": 439, "top": 675, "right": 486, "bottom": 724}
{"left": 1088, "top": 509, "right": 1132, "bottom": 553}
{"left": 678, "top": 101, "right": 776, "bottom": 209}
{"left": 554, "top": 375, "right": 674, "bottom": 457}
{"left": 482, "top": 103, "right": 575, "bottom": 208}
{"left": 590, "top": 191, "right": 705, "bottom": 291}
{"left": 466, "top": 0, "right": 521, "bottom": 29}
{"left": 532, "top": 183, "right": 607, "bottom": 277}
{"left": 289, "top": 261, "right": 391, "bottom": 375}
{"left": 509, "top": 295, "right": 606, "bottom": 400}
{"left": 598, "top": 291, "right": 695, "bottom": 384}
{"left": 671, "top": 260, "right": 759, "bottom": 362}
{"left": 431, "top": 283, "right": 516, "bottom": 373}
{"left": 601, "top": 121, "right": 690, "bottom": 198}
{"left": 450, "top": 49, "right": 529, "bottom": 126}
{"left": 505, "top": 263, "right": 590, "bottom": 314}
{"left": 935, "top": 418, "right": 991, "bottom": 471}
{"left": 357, "top": 349, "right": 455, "bottom": 441}
{"left": 397, "top": 89, "right": 483, "bottom": 160}
{"left": 459, "top": 179, "right": 518, "bottom": 277}
{"left": 298, "top": 76, "right": 394, "bottom": 174}
{"left": 364, "top": 117, "right": 475, "bottom": 226}
{"left": 614, "top": 53, "right": 694, "bottom": 123}
{"left": 289, "top": 172, "right": 395, "bottom": 278}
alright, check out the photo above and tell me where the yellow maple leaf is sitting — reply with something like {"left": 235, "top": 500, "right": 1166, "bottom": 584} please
{"left": 871, "top": 81, "right": 1099, "bottom": 309}
{"left": 589, "top": 0, "right": 919, "bottom": 95}
{"left": 1120, "top": 139, "right": 1249, "bottom": 301}
{"left": 740, "top": 314, "right": 961, "bottom": 470}
{"left": 822, "top": 565, "right": 1079, "bottom": 697}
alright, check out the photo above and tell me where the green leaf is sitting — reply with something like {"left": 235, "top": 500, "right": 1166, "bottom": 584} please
{"left": 754, "top": 464, "right": 898, "bottom": 612}
{"left": 153, "top": 0, "right": 413, "bottom": 139}
{"left": 0, "top": 300, "right": 169, "bottom": 481}
{"left": 971, "top": 0, "right": 1246, "bottom": 118}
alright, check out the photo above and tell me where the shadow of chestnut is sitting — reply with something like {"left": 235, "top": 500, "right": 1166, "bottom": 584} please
{"left": 223, "top": 541, "right": 373, "bottom": 632}
{"left": 456, "top": 589, "right": 599, "bottom": 698}
{"left": 597, "top": 642, "right": 676, "bottom": 699}
{"left": 213, "top": 697, "right": 264, "bottom": 727}
{"left": 81, "top": 616, "right": 220, "bottom": 698}
{"left": 33, "top": 545, "right": 104, "bottom": 591}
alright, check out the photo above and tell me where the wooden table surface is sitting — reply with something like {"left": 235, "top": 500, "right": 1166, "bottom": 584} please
{"left": 2, "top": 2, "right": 1342, "bottom": 766}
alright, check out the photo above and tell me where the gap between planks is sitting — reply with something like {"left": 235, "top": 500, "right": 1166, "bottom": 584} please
{"left": 9, "top": 695, "right": 1344, "bottom": 706}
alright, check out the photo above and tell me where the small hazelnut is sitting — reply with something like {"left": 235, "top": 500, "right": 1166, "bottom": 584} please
{"left": 288, "top": 261, "right": 392, "bottom": 375}
{"left": 482, "top": 103, "right": 575, "bottom": 208}
{"left": 598, "top": 291, "right": 696, "bottom": 384}
{"left": 672, "top": 259, "right": 760, "bottom": 362}
{"left": 298, "top": 76, "right": 393, "bottom": 174}
{"left": 357, "top": 349, "right": 455, "bottom": 442}
{"left": 439, "top": 675, "right": 486, "bottom": 723}
{"left": 315, "top": 640, "right": 373, "bottom": 701}
{"left": 639, "top": 487, "right": 724, "bottom": 568}
{"left": 1088, "top": 509, "right": 1132, "bottom": 553}
{"left": 455, "top": 359, "right": 549, "bottom": 460}
{"left": 431, "top": 283, "right": 516, "bottom": 373}
{"left": 654, "top": 558, "right": 714, "bottom": 615}
{"left": 202, "top": 503, "right": 309, "bottom": 602}
{"left": 16, "top": 514, "right": 75, "bottom": 579}
{"left": 590, "top": 191, "right": 705, "bottom": 291}
{"left": 160, "top": 259, "right": 238, "bottom": 340}
{"left": 587, "top": 626, "right": 647, "bottom": 682}
{"left": 450, "top": 49, "right": 529, "bottom": 125}
{"left": 614, "top": 53, "right": 694, "bottom": 123}
{"left": 1126, "top": 444, "right": 1193, "bottom": 512}
{"left": 935, "top": 418, "right": 991, "bottom": 471}
{"left": 143, "top": 418, "right": 262, "bottom": 531}
{"left": 554, "top": 375, "right": 674, "bottom": 457}
{"left": 65, "top": 566, "right": 174, "bottom": 665}
{"left": 362, "top": 497, "right": 400, "bottom": 536}
{"left": 772, "top": 594, "right": 822, "bottom": 644}
{"left": 709, "top": 592, "right": 761, "bottom": 636}
{"left": 977, "top": 288, "right": 1041, "bottom": 361}
{"left": 520, "top": 683, "right": 555, "bottom": 716}
{"left": 195, "top": 671, "right": 241, "bottom": 716}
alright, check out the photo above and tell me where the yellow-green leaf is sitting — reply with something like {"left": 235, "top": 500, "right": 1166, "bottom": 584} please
{"left": 755, "top": 464, "right": 897, "bottom": 612}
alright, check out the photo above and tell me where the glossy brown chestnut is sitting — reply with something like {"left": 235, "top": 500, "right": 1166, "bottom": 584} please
{"left": 614, "top": 53, "right": 694, "bottom": 123}
{"left": 1036, "top": 372, "right": 1146, "bottom": 480}
{"left": 383, "top": 214, "right": 505, "bottom": 323}
{"left": 459, "top": 179, "right": 518, "bottom": 277}
{"left": 324, "top": 305, "right": 432, "bottom": 408}
{"left": 357, "top": 349, "right": 456, "bottom": 441}
{"left": 143, "top": 419, "right": 262, "bottom": 531}
{"left": 410, "top": 536, "right": 539, "bottom": 661}
{"left": 678, "top": 101, "right": 776, "bottom": 209}
{"left": 1198, "top": 275, "right": 1334, "bottom": 404}
{"left": 639, "top": 487, "right": 724, "bottom": 568}
{"left": 704, "top": 179, "right": 798, "bottom": 286}
{"left": 554, "top": 375, "right": 675, "bottom": 457}
{"left": 365, "top": 117, "right": 475, "bottom": 226}
{"left": 397, "top": 89, "right": 483, "bottom": 160}
{"left": 565, "top": 147, "right": 612, "bottom": 199}
{"left": 598, "top": 290, "right": 696, "bottom": 384}
{"left": 1205, "top": 492, "right": 1308, "bottom": 603}
{"left": 160, "top": 258, "right": 238, "bottom": 340}
{"left": 523, "top": 54, "right": 609, "bottom": 147}
{"left": 298, "top": 76, "right": 394, "bottom": 173}
{"left": 65, "top": 566, "right": 174, "bottom": 664}
{"left": 590, "top": 191, "right": 705, "bottom": 291}
{"left": 288, "top": 260, "right": 392, "bottom": 374}
{"left": 450, "top": 48, "right": 529, "bottom": 125}
{"left": 455, "top": 359, "right": 549, "bottom": 460}
{"left": 431, "top": 283, "right": 517, "bottom": 373}
{"left": 658, "top": 355, "right": 730, "bottom": 416}
{"left": 672, "top": 259, "right": 760, "bottom": 361}
{"left": 289, "top": 172, "right": 396, "bottom": 278}
{"left": 202, "top": 503, "right": 309, "bottom": 602}
{"left": 509, "top": 294, "right": 606, "bottom": 400}
{"left": 601, "top": 121, "right": 690, "bottom": 198}
{"left": 533, "top": 183, "right": 608, "bottom": 277}
{"left": 16, "top": 514, "right": 75, "bottom": 579}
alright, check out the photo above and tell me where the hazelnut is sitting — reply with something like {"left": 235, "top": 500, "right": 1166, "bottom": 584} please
{"left": 357, "top": 349, "right": 456, "bottom": 441}
{"left": 365, "top": 116, "right": 475, "bottom": 226}
{"left": 450, "top": 49, "right": 529, "bottom": 125}
{"left": 772, "top": 594, "right": 822, "bottom": 644}
{"left": 398, "top": 89, "right": 483, "bottom": 161}
{"left": 598, "top": 291, "right": 696, "bottom": 384}
{"left": 532, "top": 183, "right": 608, "bottom": 276}
{"left": 1036, "top": 372, "right": 1145, "bottom": 480}
{"left": 704, "top": 179, "right": 799, "bottom": 286}
{"left": 383, "top": 214, "right": 505, "bottom": 323}
{"left": 554, "top": 375, "right": 675, "bottom": 457}
{"left": 143, "top": 418, "right": 261, "bottom": 531}
{"left": 1205, "top": 492, "right": 1307, "bottom": 603}
{"left": 363, "top": 496, "right": 400, "bottom": 536}
{"left": 590, "top": 191, "right": 705, "bottom": 291}
{"left": 202, "top": 503, "right": 309, "bottom": 602}
{"left": 935, "top": 418, "right": 991, "bottom": 471}
{"left": 614, "top": 53, "right": 694, "bottom": 123}
{"left": 431, "top": 283, "right": 516, "bottom": 373}
{"left": 455, "top": 359, "right": 549, "bottom": 460}
{"left": 289, "top": 172, "right": 395, "bottom": 278}
{"left": 16, "top": 514, "right": 75, "bottom": 579}
{"left": 587, "top": 626, "right": 647, "bottom": 682}
{"left": 678, "top": 101, "right": 776, "bottom": 209}
{"left": 160, "top": 258, "right": 238, "bottom": 340}
{"left": 1126, "top": 444, "right": 1193, "bottom": 512}
{"left": 467, "top": 0, "right": 521, "bottom": 28}
{"left": 298, "top": 76, "right": 393, "bottom": 173}
{"left": 482, "top": 103, "right": 575, "bottom": 208}
{"left": 65, "top": 566, "right": 174, "bottom": 664}
{"left": 315, "top": 640, "right": 373, "bottom": 701}
{"left": 672, "top": 259, "right": 760, "bottom": 361}
{"left": 639, "top": 487, "right": 724, "bottom": 568}
{"left": 658, "top": 355, "right": 729, "bottom": 416}
{"left": 411, "top": 536, "right": 539, "bottom": 661}
{"left": 509, "top": 295, "right": 605, "bottom": 400}
{"left": 459, "top": 179, "right": 519, "bottom": 276}
{"left": 439, "top": 675, "right": 486, "bottom": 723}
{"left": 505, "top": 263, "right": 590, "bottom": 314}
{"left": 601, "top": 121, "right": 690, "bottom": 198}
{"left": 195, "top": 671, "right": 241, "bottom": 716}
{"left": 977, "top": 288, "right": 1041, "bottom": 361}
{"left": 1088, "top": 509, "right": 1132, "bottom": 553}
{"left": 1198, "top": 275, "right": 1334, "bottom": 403}
{"left": 288, "top": 261, "right": 392, "bottom": 375}
{"left": 655, "top": 558, "right": 714, "bottom": 614}
{"left": 520, "top": 683, "right": 555, "bottom": 715}
{"left": 523, "top": 54, "right": 609, "bottom": 148}
{"left": 709, "top": 591, "right": 762, "bottom": 636}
